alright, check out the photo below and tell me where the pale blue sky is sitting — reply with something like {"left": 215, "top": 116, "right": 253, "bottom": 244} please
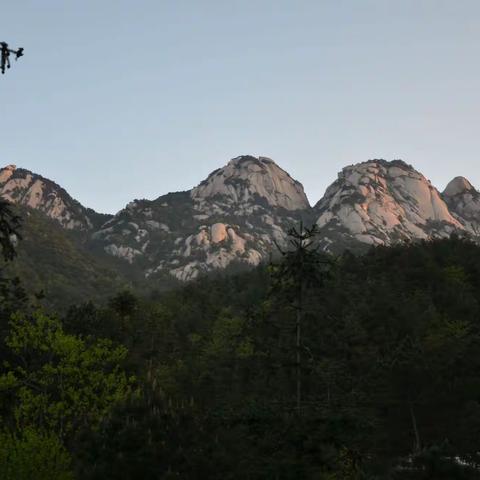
{"left": 1, "top": 0, "right": 480, "bottom": 213}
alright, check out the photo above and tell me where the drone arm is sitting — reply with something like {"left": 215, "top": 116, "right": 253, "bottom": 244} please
{"left": 6, "top": 47, "right": 23, "bottom": 58}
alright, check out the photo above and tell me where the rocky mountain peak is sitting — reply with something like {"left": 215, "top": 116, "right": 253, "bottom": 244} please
{"left": 443, "top": 176, "right": 475, "bottom": 197}
{"left": 441, "top": 177, "right": 480, "bottom": 234}
{"left": 190, "top": 155, "right": 310, "bottom": 211}
{"left": 92, "top": 155, "right": 309, "bottom": 282}
{"left": 0, "top": 165, "right": 109, "bottom": 231}
{"left": 314, "top": 159, "right": 462, "bottom": 248}
{"left": 0, "top": 164, "right": 17, "bottom": 183}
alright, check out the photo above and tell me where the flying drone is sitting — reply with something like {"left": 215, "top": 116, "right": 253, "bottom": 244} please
{"left": 1, "top": 42, "right": 24, "bottom": 74}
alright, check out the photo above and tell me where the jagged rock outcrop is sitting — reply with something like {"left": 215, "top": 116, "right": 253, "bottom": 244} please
{"left": 0, "top": 165, "right": 110, "bottom": 230}
{"left": 314, "top": 160, "right": 464, "bottom": 250}
{"left": 442, "top": 176, "right": 480, "bottom": 235}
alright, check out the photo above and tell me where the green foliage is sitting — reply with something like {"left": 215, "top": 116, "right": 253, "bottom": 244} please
{"left": 0, "top": 311, "right": 133, "bottom": 439}
{"left": 0, "top": 428, "right": 73, "bottom": 480}
{"left": 71, "top": 237, "right": 480, "bottom": 478}
{"left": 3, "top": 236, "right": 480, "bottom": 477}
{"left": 3, "top": 207, "right": 129, "bottom": 309}
{"left": 0, "top": 199, "right": 21, "bottom": 262}
{"left": 270, "top": 223, "right": 330, "bottom": 296}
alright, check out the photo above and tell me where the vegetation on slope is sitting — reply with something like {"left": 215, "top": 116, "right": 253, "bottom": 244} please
{"left": 2, "top": 207, "right": 130, "bottom": 308}
{"left": 1, "top": 202, "right": 480, "bottom": 478}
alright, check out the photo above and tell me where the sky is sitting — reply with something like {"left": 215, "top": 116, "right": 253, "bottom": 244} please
{"left": 1, "top": 0, "right": 480, "bottom": 214}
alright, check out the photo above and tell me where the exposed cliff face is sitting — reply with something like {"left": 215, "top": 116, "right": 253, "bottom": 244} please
{"left": 0, "top": 165, "right": 110, "bottom": 230}
{"left": 442, "top": 176, "right": 480, "bottom": 235}
{"left": 314, "top": 160, "right": 463, "bottom": 250}
{"left": 191, "top": 156, "right": 310, "bottom": 211}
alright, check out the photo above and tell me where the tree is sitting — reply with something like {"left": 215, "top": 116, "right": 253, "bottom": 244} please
{"left": 0, "top": 200, "right": 21, "bottom": 262}
{"left": 0, "top": 311, "right": 133, "bottom": 441}
{"left": 270, "top": 223, "right": 330, "bottom": 410}
{"left": 0, "top": 428, "right": 73, "bottom": 480}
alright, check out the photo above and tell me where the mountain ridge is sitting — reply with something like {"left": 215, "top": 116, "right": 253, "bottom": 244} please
{"left": 1, "top": 156, "right": 479, "bottom": 283}
{"left": 0, "top": 164, "right": 111, "bottom": 230}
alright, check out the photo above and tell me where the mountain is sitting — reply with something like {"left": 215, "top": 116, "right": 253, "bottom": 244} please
{"left": 0, "top": 165, "right": 124, "bottom": 307}
{"left": 1, "top": 206, "right": 129, "bottom": 309}
{"left": 190, "top": 156, "right": 309, "bottom": 210}
{"left": 91, "top": 156, "right": 310, "bottom": 281}
{"left": 313, "top": 159, "right": 464, "bottom": 252}
{"left": 1, "top": 156, "right": 480, "bottom": 300}
{"left": 0, "top": 165, "right": 111, "bottom": 230}
{"left": 442, "top": 176, "right": 480, "bottom": 235}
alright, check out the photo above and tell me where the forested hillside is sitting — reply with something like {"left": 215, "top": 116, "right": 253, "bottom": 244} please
{"left": 1, "top": 206, "right": 480, "bottom": 478}
{"left": 1, "top": 206, "right": 131, "bottom": 308}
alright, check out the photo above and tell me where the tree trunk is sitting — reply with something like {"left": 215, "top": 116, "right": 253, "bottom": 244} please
{"left": 296, "top": 284, "right": 303, "bottom": 411}
{"left": 296, "top": 306, "right": 301, "bottom": 410}
{"left": 409, "top": 400, "right": 421, "bottom": 454}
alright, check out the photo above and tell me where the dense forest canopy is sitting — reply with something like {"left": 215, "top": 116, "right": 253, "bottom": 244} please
{"left": 1, "top": 210, "right": 480, "bottom": 478}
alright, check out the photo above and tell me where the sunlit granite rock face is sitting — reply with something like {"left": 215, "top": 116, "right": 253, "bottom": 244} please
{"left": 314, "top": 160, "right": 463, "bottom": 250}
{"left": 0, "top": 164, "right": 109, "bottom": 230}
{"left": 442, "top": 176, "right": 480, "bottom": 235}
{"left": 191, "top": 156, "right": 309, "bottom": 211}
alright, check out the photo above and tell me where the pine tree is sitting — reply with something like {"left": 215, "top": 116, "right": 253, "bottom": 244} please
{"left": 270, "top": 222, "right": 330, "bottom": 411}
